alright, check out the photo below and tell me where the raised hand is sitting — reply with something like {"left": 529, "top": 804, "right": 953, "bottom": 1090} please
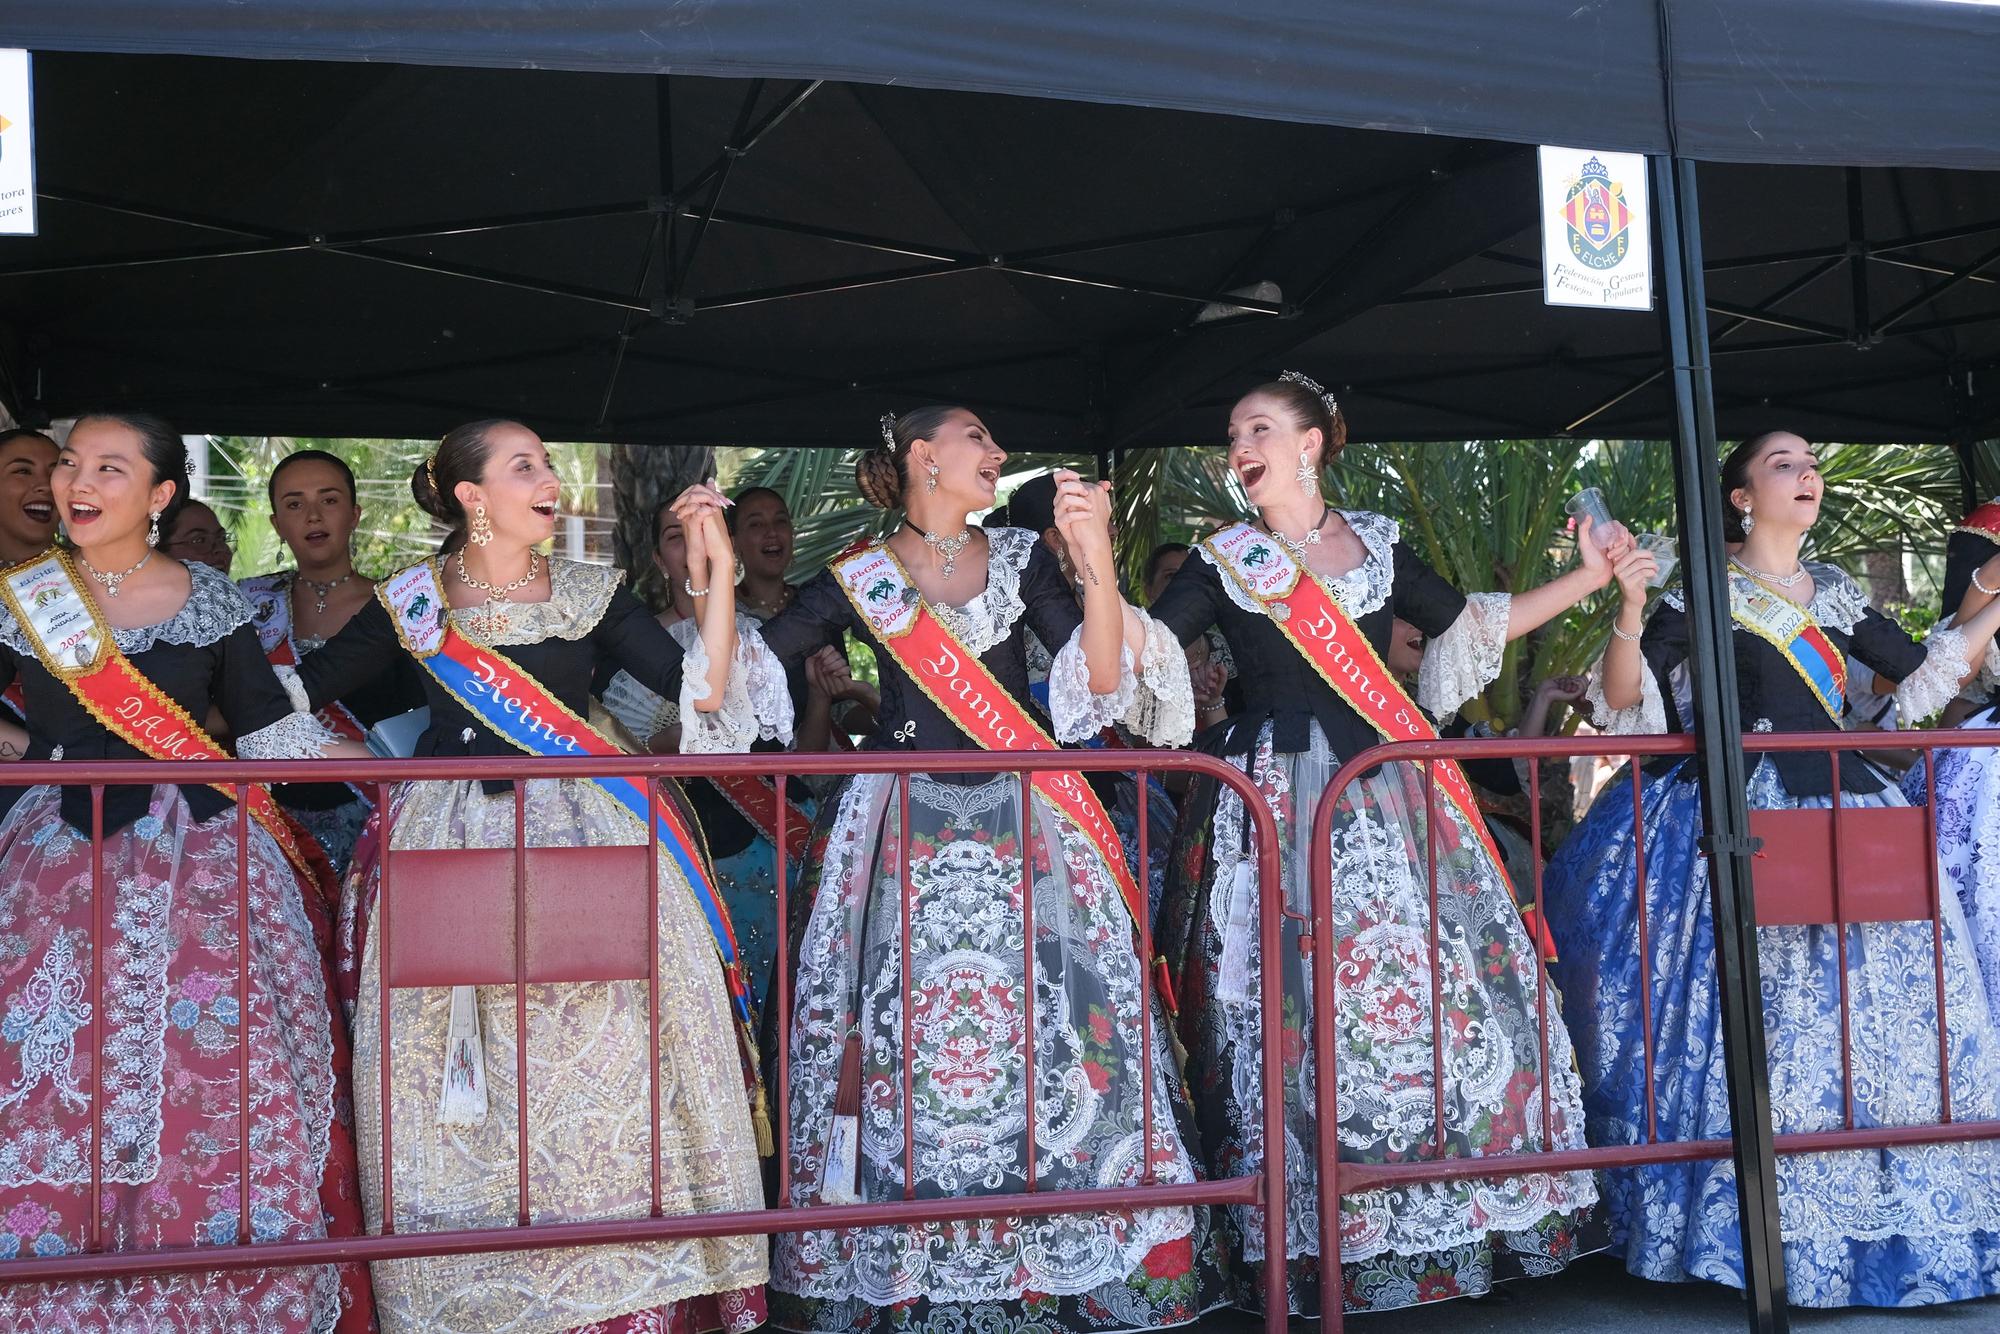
{"left": 1051, "top": 468, "right": 1115, "bottom": 588}
{"left": 1611, "top": 544, "right": 1659, "bottom": 607}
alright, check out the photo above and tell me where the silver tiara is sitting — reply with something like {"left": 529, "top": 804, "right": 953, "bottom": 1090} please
{"left": 1280, "top": 369, "right": 1339, "bottom": 419}
{"left": 878, "top": 412, "right": 899, "bottom": 451}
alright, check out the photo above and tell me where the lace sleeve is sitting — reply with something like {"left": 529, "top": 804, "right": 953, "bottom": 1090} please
{"left": 1417, "top": 591, "right": 1510, "bottom": 723}
{"left": 1046, "top": 614, "right": 1195, "bottom": 746}
{"left": 236, "top": 709, "right": 339, "bottom": 760}
{"left": 677, "top": 617, "right": 796, "bottom": 754}
{"left": 1894, "top": 624, "right": 1971, "bottom": 723}
{"left": 1586, "top": 655, "right": 1667, "bottom": 735}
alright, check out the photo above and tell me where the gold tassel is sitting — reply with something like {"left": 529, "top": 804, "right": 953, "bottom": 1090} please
{"left": 751, "top": 1081, "right": 776, "bottom": 1158}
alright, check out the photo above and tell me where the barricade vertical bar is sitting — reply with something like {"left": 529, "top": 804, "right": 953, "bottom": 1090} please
{"left": 1254, "top": 772, "right": 1288, "bottom": 1334}
{"left": 1829, "top": 751, "right": 1854, "bottom": 1131}
{"left": 378, "top": 782, "right": 395, "bottom": 1234}
{"left": 1136, "top": 768, "right": 1157, "bottom": 1185}
{"left": 899, "top": 773, "right": 916, "bottom": 1201}
{"left": 1529, "top": 756, "right": 1553, "bottom": 1151}
{"left": 89, "top": 786, "right": 105, "bottom": 1254}
{"left": 1923, "top": 744, "right": 1953, "bottom": 1123}
{"left": 775, "top": 764, "right": 793, "bottom": 1204}
{"left": 237, "top": 797, "right": 252, "bottom": 1245}
{"left": 1631, "top": 759, "right": 1659, "bottom": 1144}
{"left": 1020, "top": 769, "right": 1037, "bottom": 1192}
{"left": 514, "top": 783, "right": 530, "bottom": 1226}
{"left": 1425, "top": 761, "right": 1445, "bottom": 1159}
{"left": 1310, "top": 780, "right": 1345, "bottom": 1332}
{"left": 648, "top": 773, "right": 663, "bottom": 1218}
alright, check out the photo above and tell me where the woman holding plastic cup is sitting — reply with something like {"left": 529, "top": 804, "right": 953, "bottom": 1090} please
{"left": 1543, "top": 429, "right": 2000, "bottom": 1307}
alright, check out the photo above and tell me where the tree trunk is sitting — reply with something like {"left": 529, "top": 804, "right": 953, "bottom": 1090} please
{"left": 611, "top": 442, "right": 714, "bottom": 611}
{"left": 1865, "top": 545, "right": 1908, "bottom": 609}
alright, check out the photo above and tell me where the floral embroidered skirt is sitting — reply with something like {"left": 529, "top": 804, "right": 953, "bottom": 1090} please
{"left": 1546, "top": 757, "right": 2000, "bottom": 1307}
{"left": 0, "top": 784, "right": 370, "bottom": 1332}
{"left": 1905, "top": 706, "right": 2000, "bottom": 1025}
{"left": 770, "top": 771, "right": 1223, "bottom": 1333}
{"left": 1157, "top": 722, "right": 1598, "bottom": 1318}
{"left": 342, "top": 778, "right": 768, "bottom": 1334}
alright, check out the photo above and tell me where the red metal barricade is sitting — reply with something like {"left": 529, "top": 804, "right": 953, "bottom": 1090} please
{"left": 0, "top": 748, "right": 1292, "bottom": 1334}
{"left": 1307, "top": 729, "right": 2000, "bottom": 1332}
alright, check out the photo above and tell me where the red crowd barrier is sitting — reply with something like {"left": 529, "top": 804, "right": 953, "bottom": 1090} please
{"left": 0, "top": 748, "right": 1293, "bottom": 1334}
{"left": 1308, "top": 729, "right": 2000, "bottom": 1333}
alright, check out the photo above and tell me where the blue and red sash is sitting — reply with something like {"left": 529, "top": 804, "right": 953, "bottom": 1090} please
{"left": 379, "top": 562, "right": 757, "bottom": 1030}
{"left": 1729, "top": 578, "right": 1847, "bottom": 723}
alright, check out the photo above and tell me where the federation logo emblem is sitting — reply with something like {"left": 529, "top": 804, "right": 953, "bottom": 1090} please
{"left": 1560, "top": 156, "right": 1632, "bottom": 272}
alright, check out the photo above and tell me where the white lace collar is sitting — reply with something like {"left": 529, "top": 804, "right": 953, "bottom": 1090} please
{"left": 0, "top": 557, "right": 252, "bottom": 658}
{"left": 921, "top": 526, "right": 1035, "bottom": 656}
{"left": 446, "top": 557, "right": 623, "bottom": 646}
{"left": 1199, "top": 508, "right": 1399, "bottom": 619}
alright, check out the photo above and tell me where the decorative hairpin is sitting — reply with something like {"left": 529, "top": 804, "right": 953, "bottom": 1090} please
{"left": 426, "top": 455, "right": 440, "bottom": 492}
{"left": 878, "top": 412, "right": 899, "bottom": 451}
{"left": 1280, "top": 369, "right": 1339, "bottom": 419}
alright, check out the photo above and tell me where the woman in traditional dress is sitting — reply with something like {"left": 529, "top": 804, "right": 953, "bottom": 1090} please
{"left": 1148, "top": 373, "right": 1609, "bottom": 1318}
{"left": 0, "top": 428, "right": 58, "bottom": 758}
{"left": 0, "top": 412, "right": 373, "bottom": 1331}
{"left": 1548, "top": 429, "right": 2000, "bottom": 1306}
{"left": 701, "top": 406, "right": 1222, "bottom": 1332}
{"left": 288, "top": 419, "right": 768, "bottom": 1334}
{"left": 240, "top": 449, "right": 425, "bottom": 875}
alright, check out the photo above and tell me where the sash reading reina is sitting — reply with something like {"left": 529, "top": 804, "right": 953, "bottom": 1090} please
{"left": 1200, "top": 522, "right": 1558, "bottom": 959}
{"left": 833, "top": 540, "right": 1175, "bottom": 1007}
{"left": 0, "top": 551, "right": 332, "bottom": 891}
{"left": 379, "top": 561, "right": 760, "bottom": 1031}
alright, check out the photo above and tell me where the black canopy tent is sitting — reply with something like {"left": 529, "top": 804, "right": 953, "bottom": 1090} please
{"left": 6, "top": 7, "right": 2000, "bottom": 1334}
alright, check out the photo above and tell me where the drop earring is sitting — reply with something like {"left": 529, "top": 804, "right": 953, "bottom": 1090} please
{"left": 146, "top": 512, "right": 161, "bottom": 548}
{"left": 925, "top": 464, "right": 940, "bottom": 495}
{"left": 1296, "top": 455, "right": 1317, "bottom": 496}
{"left": 1740, "top": 506, "right": 1754, "bottom": 535}
{"left": 470, "top": 504, "right": 494, "bottom": 546}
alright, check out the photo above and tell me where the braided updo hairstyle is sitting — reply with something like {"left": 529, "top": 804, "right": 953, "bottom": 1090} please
{"left": 856, "top": 406, "right": 963, "bottom": 510}
{"left": 411, "top": 419, "right": 518, "bottom": 549}
{"left": 1243, "top": 377, "right": 1350, "bottom": 481}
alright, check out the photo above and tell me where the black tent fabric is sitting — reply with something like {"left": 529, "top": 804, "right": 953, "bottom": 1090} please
{"left": 1, "top": 54, "right": 1997, "bottom": 448}
{"left": 8, "top": 1, "right": 2000, "bottom": 170}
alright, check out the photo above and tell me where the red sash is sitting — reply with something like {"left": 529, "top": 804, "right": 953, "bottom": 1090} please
{"left": 0, "top": 552, "right": 333, "bottom": 894}
{"left": 708, "top": 770, "right": 813, "bottom": 866}
{"left": 1201, "top": 522, "right": 1557, "bottom": 958}
{"left": 241, "top": 572, "right": 368, "bottom": 744}
{"left": 834, "top": 541, "right": 1172, "bottom": 1005}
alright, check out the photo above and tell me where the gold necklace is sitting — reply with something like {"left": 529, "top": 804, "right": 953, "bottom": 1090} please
{"left": 453, "top": 550, "right": 540, "bottom": 635}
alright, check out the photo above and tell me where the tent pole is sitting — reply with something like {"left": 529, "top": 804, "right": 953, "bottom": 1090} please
{"left": 1653, "top": 154, "right": 1791, "bottom": 1334}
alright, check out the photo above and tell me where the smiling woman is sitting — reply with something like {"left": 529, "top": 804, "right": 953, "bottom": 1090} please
{"left": 0, "top": 428, "right": 58, "bottom": 566}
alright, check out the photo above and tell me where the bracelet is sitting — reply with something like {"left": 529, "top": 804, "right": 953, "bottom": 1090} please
{"left": 1975, "top": 566, "right": 2000, "bottom": 598}
{"left": 1611, "top": 623, "right": 1641, "bottom": 643}
{"left": 684, "top": 578, "right": 710, "bottom": 598}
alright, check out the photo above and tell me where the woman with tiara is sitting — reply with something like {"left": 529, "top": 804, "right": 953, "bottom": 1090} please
{"left": 0, "top": 412, "right": 373, "bottom": 1331}
{"left": 1548, "top": 429, "right": 2000, "bottom": 1306}
{"left": 286, "top": 420, "right": 768, "bottom": 1334}
{"left": 240, "top": 448, "right": 425, "bottom": 876}
{"left": 696, "top": 407, "right": 1222, "bottom": 1332}
{"left": 1149, "top": 372, "right": 1610, "bottom": 1318}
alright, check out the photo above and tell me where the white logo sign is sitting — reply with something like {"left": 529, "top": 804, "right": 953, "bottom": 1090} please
{"left": 1538, "top": 146, "right": 1650, "bottom": 312}
{"left": 0, "top": 52, "right": 35, "bottom": 238}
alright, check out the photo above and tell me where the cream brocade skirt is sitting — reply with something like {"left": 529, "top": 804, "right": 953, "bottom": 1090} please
{"left": 349, "top": 777, "right": 767, "bottom": 1334}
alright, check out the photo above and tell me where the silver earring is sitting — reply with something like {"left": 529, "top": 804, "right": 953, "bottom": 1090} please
{"left": 146, "top": 512, "right": 161, "bottom": 548}
{"left": 1740, "top": 507, "right": 1754, "bottom": 535}
{"left": 925, "top": 464, "right": 939, "bottom": 495}
{"left": 1296, "top": 457, "right": 1317, "bottom": 496}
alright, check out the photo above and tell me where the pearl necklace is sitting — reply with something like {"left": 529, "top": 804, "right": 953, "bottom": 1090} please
{"left": 916, "top": 524, "right": 973, "bottom": 578}
{"left": 453, "top": 550, "right": 541, "bottom": 636}
{"left": 1729, "top": 554, "right": 1809, "bottom": 589}
{"left": 300, "top": 571, "right": 354, "bottom": 615}
{"left": 80, "top": 549, "right": 153, "bottom": 598}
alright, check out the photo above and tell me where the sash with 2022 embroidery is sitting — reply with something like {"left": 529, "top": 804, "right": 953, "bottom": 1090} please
{"left": 1729, "top": 578, "right": 1847, "bottom": 724}
{"left": 0, "top": 550, "right": 330, "bottom": 889}
{"left": 832, "top": 540, "right": 1171, "bottom": 999}
{"left": 1200, "top": 521, "right": 1558, "bottom": 956}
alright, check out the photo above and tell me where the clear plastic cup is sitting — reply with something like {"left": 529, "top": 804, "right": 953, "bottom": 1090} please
{"left": 1636, "top": 532, "right": 1679, "bottom": 587}
{"left": 1564, "top": 487, "right": 1618, "bottom": 547}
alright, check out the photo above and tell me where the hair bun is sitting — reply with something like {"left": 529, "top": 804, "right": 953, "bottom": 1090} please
{"left": 855, "top": 447, "right": 905, "bottom": 510}
{"left": 410, "top": 455, "right": 453, "bottom": 523}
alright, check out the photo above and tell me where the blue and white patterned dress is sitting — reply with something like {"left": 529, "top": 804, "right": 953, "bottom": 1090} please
{"left": 1546, "top": 567, "right": 2000, "bottom": 1307}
